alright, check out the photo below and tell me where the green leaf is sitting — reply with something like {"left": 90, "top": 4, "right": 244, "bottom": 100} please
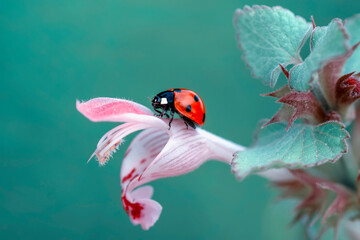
{"left": 345, "top": 14, "right": 360, "bottom": 46}
{"left": 234, "top": 5, "right": 311, "bottom": 88}
{"left": 310, "top": 27, "right": 327, "bottom": 50}
{"left": 290, "top": 19, "right": 348, "bottom": 91}
{"left": 344, "top": 48, "right": 360, "bottom": 75}
{"left": 232, "top": 121, "right": 349, "bottom": 180}
{"left": 343, "top": 14, "right": 360, "bottom": 75}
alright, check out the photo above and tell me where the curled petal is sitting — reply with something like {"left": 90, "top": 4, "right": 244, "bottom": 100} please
{"left": 139, "top": 121, "right": 243, "bottom": 183}
{"left": 121, "top": 186, "right": 162, "bottom": 230}
{"left": 140, "top": 123, "right": 215, "bottom": 182}
{"left": 78, "top": 98, "right": 168, "bottom": 164}
{"left": 90, "top": 122, "right": 155, "bottom": 165}
{"left": 120, "top": 128, "right": 169, "bottom": 229}
{"left": 121, "top": 128, "right": 169, "bottom": 186}
{"left": 120, "top": 120, "right": 244, "bottom": 229}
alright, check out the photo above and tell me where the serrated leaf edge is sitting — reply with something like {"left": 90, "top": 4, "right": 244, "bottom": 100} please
{"left": 231, "top": 120, "right": 349, "bottom": 181}
{"left": 288, "top": 18, "right": 350, "bottom": 91}
{"left": 234, "top": 5, "right": 311, "bottom": 88}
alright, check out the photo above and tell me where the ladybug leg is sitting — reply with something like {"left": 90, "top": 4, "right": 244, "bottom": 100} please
{"left": 154, "top": 109, "right": 162, "bottom": 117}
{"left": 161, "top": 108, "right": 170, "bottom": 118}
{"left": 181, "top": 116, "right": 189, "bottom": 129}
{"left": 183, "top": 117, "right": 196, "bottom": 129}
{"left": 155, "top": 108, "right": 169, "bottom": 118}
{"left": 183, "top": 120, "right": 189, "bottom": 129}
{"left": 168, "top": 110, "right": 175, "bottom": 129}
{"left": 163, "top": 108, "right": 170, "bottom": 118}
{"left": 188, "top": 120, "right": 196, "bottom": 129}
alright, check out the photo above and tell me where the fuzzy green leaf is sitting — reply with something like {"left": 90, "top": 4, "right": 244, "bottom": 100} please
{"left": 234, "top": 5, "right": 311, "bottom": 88}
{"left": 232, "top": 121, "right": 349, "bottom": 180}
{"left": 290, "top": 19, "right": 348, "bottom": 91}
{"left": 343, "top": 14, "right": 360, "bottom": 75}
{"left": 310, "top": 27, "right": 327, "bottom": 51}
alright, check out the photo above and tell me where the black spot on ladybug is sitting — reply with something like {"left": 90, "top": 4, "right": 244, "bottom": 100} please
{"left": 202, "top": 113, "right": 206, "bottom": 122}
{"left": 186, "top": 105, "right": 191, "bottom": 112}
{"left": 194, "top": 95, "right": 199, "bottom": 102}
{"left": 173, "top": 89, "right": 182, "bottom": 92}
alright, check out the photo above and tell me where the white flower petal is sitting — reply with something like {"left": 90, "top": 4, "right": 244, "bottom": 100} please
{"left": 78, "top": 98, "right": 245, "bottom": 230}
{"left": 120, "top": 120, "right": 244, "bottom": 230}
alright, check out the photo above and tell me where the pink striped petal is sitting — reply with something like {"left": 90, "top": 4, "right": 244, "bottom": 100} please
{"left": 78, "top": 98, "right": 168, "bottom": 165}
{"left": 91, "top": 122, "right": 152, "bottom": 165}
{"left": 78, "top": 97, "right": 245, "bottom": 230}
{"left": 120, "top": 120, "right": 244, "bottom": 229}
{"left": 120, "top": 128, "right": 169, "bottom": 186}
{"left": 76, "top": 98, "right": 154, "bottom": 122}
{"left": 120, "top": 128, "right": 169, "bottom": 229}
{"left": 121, "top": 186, "right": 162, "bottom": 230}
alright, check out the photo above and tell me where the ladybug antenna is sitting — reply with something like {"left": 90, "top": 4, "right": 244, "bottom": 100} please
{"left": 147, "top": 96, "right": 152, "bottom": 102}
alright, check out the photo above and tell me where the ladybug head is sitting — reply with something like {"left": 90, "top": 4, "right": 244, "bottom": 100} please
{"left": 151, "top": 95, "right": 162, "bottom": 108}
{"left": 152, "top": 91, "right": 174, "bottom": 109}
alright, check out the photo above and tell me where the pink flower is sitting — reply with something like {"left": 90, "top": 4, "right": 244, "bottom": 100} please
{"left": 76, "top": 97, "right": 244, "bottom": 230}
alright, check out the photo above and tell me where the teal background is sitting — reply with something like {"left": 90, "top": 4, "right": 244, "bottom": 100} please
{"left": 1, "top": 0, "right": 359, "bottom": 239}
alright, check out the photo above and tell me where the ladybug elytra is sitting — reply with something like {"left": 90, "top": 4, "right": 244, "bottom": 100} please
{"left": 151, "top": 88, "right": 206, "bottom": 129}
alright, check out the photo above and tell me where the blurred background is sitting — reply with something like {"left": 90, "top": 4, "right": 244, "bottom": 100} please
{"left": 1, "top": 0, "right": 359, "bottom": 239}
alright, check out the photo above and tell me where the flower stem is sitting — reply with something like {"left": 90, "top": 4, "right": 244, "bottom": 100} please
{"left": 197, "top": 128, "right": 246, "bottom": 164}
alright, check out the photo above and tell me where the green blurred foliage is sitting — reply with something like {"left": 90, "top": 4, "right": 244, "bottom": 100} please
{"left": 0, "top": 0, "right": 359, "bottom": 239}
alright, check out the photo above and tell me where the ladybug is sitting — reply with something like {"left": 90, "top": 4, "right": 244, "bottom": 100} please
{"left": 151, "top": 88, "right": 206, "bottom": 129}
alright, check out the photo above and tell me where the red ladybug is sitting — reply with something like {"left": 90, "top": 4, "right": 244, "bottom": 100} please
{"left": 151, "top": 88, "right": 206, "bottom": 129}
